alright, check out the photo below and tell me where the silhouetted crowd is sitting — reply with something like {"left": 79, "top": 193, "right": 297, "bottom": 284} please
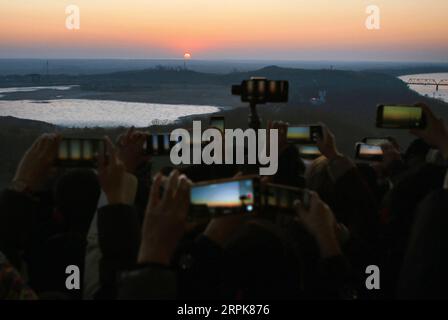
{"left": 1, "top": 102, "right": 447, "bottom": 300}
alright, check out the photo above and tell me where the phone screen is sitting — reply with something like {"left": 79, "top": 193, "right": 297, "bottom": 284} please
{"left": 298, "top": 145, "right": 322, "bottom": 159}
{"left": 357, "top": 143, "right": 383, "bottom": 160}
{"left": 70, "top": 140, "right": 81, "bottom": 160}
{"left": 263, "top": 184, "right": 303, "bottom": 211}
{"left": 83, "top": 140, "right": 94, "bottom": 160}
{"left": 145, "top": 134, "right": 171, "bottom": 155}
{"left": 58, "top": 140, "right": 69, "bottom": 160}
{"left": 162, "top": 134, "right": 170, "bottom": 152}
{"left": 363, "top": 138, "right": 390, "bottom": 146}
{"left": 152, "top": 135, "right": 159, "bottom": 153}
{"left": 379, "top": 105, "right": 424, "bottom": 128}
{"left": 190, "top": 179, "right": 255, "bottom": 211}
{"left": 287, "top": 125, "right": 322, "bottom": 143}
{"left": 57, "top": 138, "right": 103, "bottom": 166}
{"left": 287, "top": 126, "right": 310, "bottom": 142}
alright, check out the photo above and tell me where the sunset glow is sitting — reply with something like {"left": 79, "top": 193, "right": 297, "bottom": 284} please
{"left": 1, "top": 0, "right": 448, "bottom": 61}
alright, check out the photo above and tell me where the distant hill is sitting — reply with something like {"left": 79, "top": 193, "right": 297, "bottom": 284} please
{"left": 0, "top": 65, "right": 422, "bottom": 102}
{"left": 74, "top": 65, "right": 446, "bottom": 110}
{"left": 1, "top": 58, "right": 447, "bottom": 76}
{"left": 0, "top": 116, "right": 55, "bottom": 130}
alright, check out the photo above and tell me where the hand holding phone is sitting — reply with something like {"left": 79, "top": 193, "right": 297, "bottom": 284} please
{"left": 295, "top": 191, "right": 341, "bottom": 258}
{"left": 57, "top": 137, "right": 105, "bottom": 167}
{"left": 97, "top": 136, "right": 136, "bottom": 205}
{"left": 190, "top": 176, "right": 259, "bottom": 218}
{"left": 116, "top": 128, "right": 151, "bottom": 173}
{"left": 315, "top": 124, "right": 341, "bottom": 160}
{"left": 376, "top": 104, "right": 426, "bottom": 129}
{"left": 13, "top": 133, "right": 61, "bottom": 191}
{"left": 287, "top": 125, "right": 323, "bottom": 144}
{"left": 263, "top": 183, "right": 308, "bottom": 213}
{"left": 409, "top": 103, "right": 448, "bottom": 160}
{"left": 268, "top": 120, "right": 289, "bottom": 153}
{"left": 138, "top": 171, "right": 192, "bottom": 265}
{"left": 355, "top": 143, "right": 383, "bottom": 162}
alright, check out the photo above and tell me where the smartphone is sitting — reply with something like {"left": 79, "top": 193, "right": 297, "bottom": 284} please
{"left": 144, "top": 133, "right": 173, "bottom": 156}
{"left": 355, "top": 143, "right": 383, "bottom": 161}
{"left": 298, "top": 145, "right": 322, "bottom": 160}
{"left": 210, "top": 116, "right": 225, "bottom": 132}
{"left": 362, "top": 137, "right": 392, "bottom": 146}
{"left": 189, "top": 176, "right": 260, "bottom": 219}
{"left": 376, "top": 104, "right": 426, "bottom": 129}
{"left": 261, "top": 184, "right": 306, "bottom": 212}
{"left": 287, "top": 125, "right": 323, "bottom": 144}
{"left": 57, "top": 138, "right": 105, "bottom": 167}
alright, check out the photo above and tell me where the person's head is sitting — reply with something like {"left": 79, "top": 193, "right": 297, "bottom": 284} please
{"left": 404, "top": 139, "right": 431, "bottom": 168}
{"left": 223, "top": 220, "right": 301, "bottom": 299}
{"left": 53, "top": 169, "right": 101, "bottom": 235}
{"left": 356, "top": 163, "right": 382, "bottom": 201}
{"left": 398, "top": 189, "right": 448, "bottom": 299}
{"left": 385, "top": 163, "right": 446, "bottom": 236}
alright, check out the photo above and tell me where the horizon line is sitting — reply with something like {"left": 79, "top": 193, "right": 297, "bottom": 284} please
{"left": 0, "top": 58, "right": 448, "bottom": 64}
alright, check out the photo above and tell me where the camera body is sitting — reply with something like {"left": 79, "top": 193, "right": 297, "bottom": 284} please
{"left": 232, "top": 77, "right": 289, "bottom": 104}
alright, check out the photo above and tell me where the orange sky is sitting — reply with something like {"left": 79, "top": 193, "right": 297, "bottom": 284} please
{"left": 1, "top": 0, "right": 448, "bottom": 60}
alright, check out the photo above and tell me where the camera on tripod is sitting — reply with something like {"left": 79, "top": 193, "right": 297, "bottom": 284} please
{"left": 231, "top": 77, "right": 289, "bottom": 129}
{"left": 232, "top": 77, "right": 289, "bottom": 104}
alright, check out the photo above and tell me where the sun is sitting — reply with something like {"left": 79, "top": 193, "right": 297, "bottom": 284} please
{"left": 184, "top": 52, "right": 192, "bottom": 59}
